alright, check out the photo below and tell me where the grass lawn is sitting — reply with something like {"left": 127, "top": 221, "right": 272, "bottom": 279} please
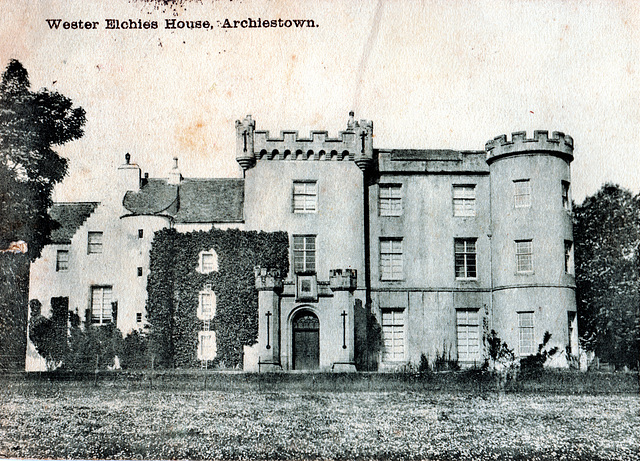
{"left": 0, "top": 374, "right": 638, "bottom": 460}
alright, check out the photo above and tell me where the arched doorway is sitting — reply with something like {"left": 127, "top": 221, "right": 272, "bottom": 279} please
{"left": 292, "top": 311, "right": 320, "bottom": 370}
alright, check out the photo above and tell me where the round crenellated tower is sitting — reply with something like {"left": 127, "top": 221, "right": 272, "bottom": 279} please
{"left": 486, "top": 131, "right": 578, "bottom": 359}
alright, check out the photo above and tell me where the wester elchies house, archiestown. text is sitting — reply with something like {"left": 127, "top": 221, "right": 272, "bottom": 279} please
{"left": 26, "top": 113, "right": 579, "bottom": 372}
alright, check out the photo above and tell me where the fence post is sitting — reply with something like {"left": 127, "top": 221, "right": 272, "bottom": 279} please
{"left": 94, "top": 353, "right": 99, "bottom": 387}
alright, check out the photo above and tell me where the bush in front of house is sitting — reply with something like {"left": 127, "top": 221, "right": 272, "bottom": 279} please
{"left": 119, "top": 329, "right": 151, "bottom": 370}
{"left": 520, "top": 331, "right": 559, "bottom": 373}
{"left": 29, "top": 297, "right": 124, "bottom": 372}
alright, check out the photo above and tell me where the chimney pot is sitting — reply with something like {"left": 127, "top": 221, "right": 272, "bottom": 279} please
{"left": 125, "top": 153, "right": 130, "bottom": 164}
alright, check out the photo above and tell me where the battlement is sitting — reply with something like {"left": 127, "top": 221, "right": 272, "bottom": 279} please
{"left": 254, "top": 266, "right": 283, "bottom": 291}
{"left": 329, "top": 269, "right": 357, "bottom": 291}
{"left": 253, "top": 129, "right": 358, "bottom": 160}
{"left": 485, "top": 130, "right": 574, "bottom": 164}
{"left": 236, "top": 113, "right": 374, "bottom": 171}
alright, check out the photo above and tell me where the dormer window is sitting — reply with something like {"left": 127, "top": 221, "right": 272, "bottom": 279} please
{"left": 198, "top": 249, "right": 218, "bottom": 274}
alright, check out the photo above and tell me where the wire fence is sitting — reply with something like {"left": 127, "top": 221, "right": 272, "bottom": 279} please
{"left": 1, "top": 367, "right": 637, "bottom": 395}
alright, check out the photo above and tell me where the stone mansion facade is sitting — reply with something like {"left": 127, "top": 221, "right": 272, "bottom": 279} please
{"left": 26, "top": 113, "right": 579, "bottom": 371}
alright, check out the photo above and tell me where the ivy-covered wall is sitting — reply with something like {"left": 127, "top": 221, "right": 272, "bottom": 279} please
{"left": 146, "top": 228, "right": 289, "bottom": 368}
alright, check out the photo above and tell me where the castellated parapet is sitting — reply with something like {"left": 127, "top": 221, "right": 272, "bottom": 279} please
{"left": 329, "top": 269, "right": 358, "bottom": 291}
{"left": 236, "top": 112, "right": 374, "bottom": 171}
{"left": 254, "top": 266, "right": 283, "bottom": 291}
{"left": 485, "top": 130, "right": 574, "bottom": 164}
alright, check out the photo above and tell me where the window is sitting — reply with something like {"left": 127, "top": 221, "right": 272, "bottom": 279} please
{"left": 198, "top": 289, "right": 216, "bottom": 320}
{"left": 87, "top": 231, "right": 103, "bottom": 254}
{"left": 562, "top": 181, "right": 571, "bottom": 211}
{"left": 198, "top": 331, "right": 217, "bottom": 361}
{"left": 137, "top": 267, "right": 143, "bottom": 277}
{"left": 515, "top": 240, "right": 533, "bottom": 273}
{"left": 382, "top": 309, "right": 405, "bottom": 361}
{"left": 293, "top": 235, "right": 316, "bottom": 273}
{"left": 292, "top": 181, "right": 317, "bottom": 213}
{"left": 518, "top": 312, "right": 535, "bottom": 356}
{"left": 56, "top": 250, "right": 69, "bottom": 272}
{"left": 379, "top": 184, "right": 402, "bottom": 216}
{"left": 91, "top": 286, "right": 113, "bottom": 325}
{"left": 567, "top": 311, "right": 576, "bottom": 355}
{"left": 456, "top": 310, "right": 480, "bottom": 362}
{"left": 380, "top": 238, "right": 403, "bottom": 280}
{"left": 138, "top": 229, "right": 144, "bottom": 239}
{"left": 514, "top": 179, "right": 531, "bottom": 208}
{"left": 198, "top": 250, "right": 218, "bottom": 273}
{"left": 136, "top": 313, "right": 143, "bottom": 323}
{"left": 564, "top": 240, "right": 573, "bottom": 273}
{"left": 455, "top": 239, "right": 477, "bottom": 279}
{"left": 453, "top": 185, "right": 476, "bottom": 217}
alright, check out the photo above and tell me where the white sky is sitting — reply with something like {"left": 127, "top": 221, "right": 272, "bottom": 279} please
{"left": 1, "top": 0, "right": 638, "bottom": 203}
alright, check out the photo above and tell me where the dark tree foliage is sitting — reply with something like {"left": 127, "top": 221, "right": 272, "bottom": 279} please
{"left": 146, "top": 227, "right": 289, "bottom": 368}
{"left": 0, "top": 252, "right": 29, "bottom": 370}
{"left": 574, "top": 184, "right": 640, "bottom": 369}
{"left": 0, "top": 60, "right": 85, "bottom": 370}
{"left": 0, "top": 59, "right": 86, "bottom": 258}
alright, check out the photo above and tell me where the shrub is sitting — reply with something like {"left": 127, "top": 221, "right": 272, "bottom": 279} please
{"left": 120, "top": 330, "right": 151, "bottom": 370}
{"left": 433, "top": 343, "right": 459, "bottom": 371}
{"left": 520, "top": 331, "right": 558, "bottom": 372}
{"left": 28, "top": 299, "right": 67, "bottom": 370}
{"left": 418, "top": 353, "right": 430, "bottom": 373}
{"left": 484, "top": 329, "right": 515, "bottom": 368}
{"left": 64, "top": 323, "right": 123, "bottom": 372}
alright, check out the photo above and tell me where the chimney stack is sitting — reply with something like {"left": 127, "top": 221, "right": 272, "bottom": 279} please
{"left": 118, "top": 152, "right": 141, "bottom": 192}
{"left": 168, "top": 157, "right": 182, "bottom": 185}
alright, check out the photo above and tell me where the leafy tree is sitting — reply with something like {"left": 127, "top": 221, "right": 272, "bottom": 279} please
{"left": 0, "top": 59, "right": 85, "bottom": 370}
{"left": 574, "top": 184, "right": 640, "bottom": 369}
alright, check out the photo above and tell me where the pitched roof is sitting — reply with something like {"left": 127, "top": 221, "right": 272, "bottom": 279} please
{"left": 123, "top": 178, "right": 244, "bottom": 223}
{"left": 122, "top": 179, "right": 177, "bottom": 215}
{"left": 49, "top": 202, "right": 99, "bottom": 244}
{"left": 174, "top": 178, "right": 244, "bottom": 223}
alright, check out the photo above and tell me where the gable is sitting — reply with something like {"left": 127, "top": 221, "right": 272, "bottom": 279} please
{"left": 49, "top": 202, "right": 99, "bottom": 244}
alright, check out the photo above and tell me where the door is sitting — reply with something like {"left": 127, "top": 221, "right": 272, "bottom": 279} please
{"left": 292, "top": 311, "right": 319, "bottom": 370}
